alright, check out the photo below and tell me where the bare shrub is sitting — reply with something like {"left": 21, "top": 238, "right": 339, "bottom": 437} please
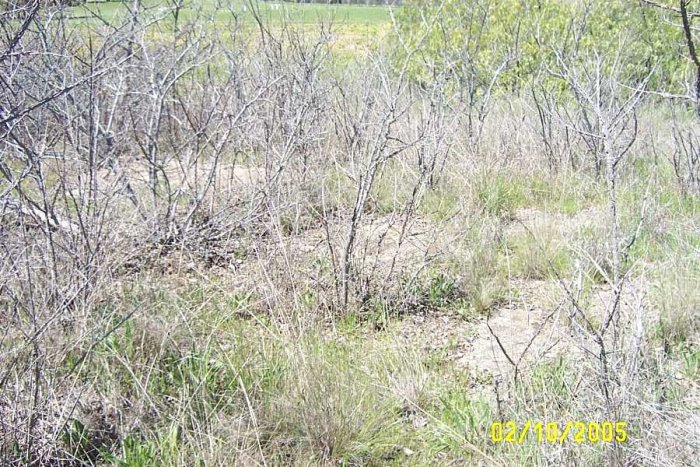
{"left": 2, "top": 1, "right": 700, "bottom": 465}
{"left": 670, "top": 111, "right": 700, "bottom": 196}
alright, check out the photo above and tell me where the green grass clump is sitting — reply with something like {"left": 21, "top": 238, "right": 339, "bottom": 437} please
{"left": 429, "top": 387, "right": 492, "bottom": 455}
{"left": 570, "top": 223, "right": 612, "bottom": 284}
{"left": 475, "top": 172, "right": 527, "bottom": 219}
{"left": 507, "top": 227, "right": 572, "bottom": 280}
{"left": 446, "top": 220, "right": 508, "bottom": 316}
{"left": 262, "top": 339, "right": 405, "bottom": 464}
{"left": 653, "top": 258, "right": 700, "bottom": 345}
{"left": 419, "top": 182, "right": 462, "bottom": 221}
{"left": 527, "top": 173, "right": 603, "bottom": 215}
{"left": 681, "top": 345, "right": 700, "bottom": 383}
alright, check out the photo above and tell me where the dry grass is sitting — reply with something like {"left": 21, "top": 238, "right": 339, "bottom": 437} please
{"left": 1, "top": 4, "right": 700, "bottom": 466}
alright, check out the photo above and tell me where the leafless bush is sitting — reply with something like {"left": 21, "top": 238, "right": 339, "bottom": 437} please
{"left": 670, "top": 111, "right": 700, "bottom": 195}
{"left": 0, "top": 4, "right": 281, "bottom": 462}
{"left": 0, "top": 1, "right": 462, "bottom": 459}
{"left": 326, "top": 66, "right": 460, "bottom": 313}
{"left": 487, "top": 31, "right": 659, "bottom": 464}
{"left": 530, "top": 82, "right": 585, "bottom": 173}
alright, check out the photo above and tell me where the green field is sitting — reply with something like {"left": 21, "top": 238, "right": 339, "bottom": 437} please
{"left": 73, "top": 0, "right": 392, "bottom": 26}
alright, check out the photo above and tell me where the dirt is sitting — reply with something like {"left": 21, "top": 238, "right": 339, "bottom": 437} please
{"left": 465, "top": 289, "right": 570, "bottom": 375}
{"left": 124, "top": 160, "right": 265, "bottom": 194}
{"left": 153, "top": 201, "right": 656, "bottom": 400}
{"left": 383, "top": 206, "right": 652, "bottom": 384}
{"left": 387, "top": 279, "right": 575, "bottom": 378}
{"left": 353, "top": 213, "right": 444, "bottom": 275}
{"left": 506, "top": 206, "right": 607, "bottom": 239}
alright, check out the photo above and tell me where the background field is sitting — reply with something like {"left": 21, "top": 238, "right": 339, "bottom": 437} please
{"left": 1, "top": 0, "right": 699, "bottom": 465}
{"left": 73, "top": 0, "right": 391, "bottom": 25}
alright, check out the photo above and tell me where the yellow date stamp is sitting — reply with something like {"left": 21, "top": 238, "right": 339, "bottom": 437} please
{"left": 490, "top": 421, "right": 628, "bottom": 444}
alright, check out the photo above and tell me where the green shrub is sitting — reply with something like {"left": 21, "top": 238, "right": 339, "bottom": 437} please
{"left": 394, "top": 0, "right": 687, "bottom": 94}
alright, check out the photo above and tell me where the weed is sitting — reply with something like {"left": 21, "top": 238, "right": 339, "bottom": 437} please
{"left": 507, "top": 225, "right": 572, "bottom": 280}
{"left": 475, "top": 173, "right": 526, "bottom": 219}
{"left": 654, "top": 258, "right": 700, "bottom": 344}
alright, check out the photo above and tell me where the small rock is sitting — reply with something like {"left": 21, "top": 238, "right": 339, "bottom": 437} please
{"left": 411, "top": 414, "right": 428, "bottom": 428}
